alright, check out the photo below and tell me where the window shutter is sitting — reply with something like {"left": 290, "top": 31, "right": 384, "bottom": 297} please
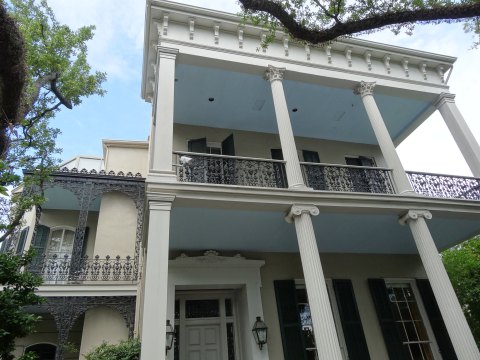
{"left": 15, "top": 227, "right": 29, "bottom": 255}
{"left": 416, "top": 279, "right": 457, "bottom": 360}
{"left": 32, "top": 225, "right": 50, "bottom": 256}
{"left": 333, "top": 279, "right": 370, "bottom": 360}
{"left": 81, "top": 227, "right": 90, "bottom": 258}
{"left": 274, "top": 280, "right": 307, "bottom": 360}
{"left": 221, "top": 134, "right": 235, "bottom": 156}
{"left": 368, "top": 279, "right": 409, "bottom": 360}
{"left": 271, "top": 148, "right": 284, "bottom": 160}
{"left": 188, "top": 137, "right": 207, "bottom": 153}
{"left": 302, "top": 150, "right": 320, "bottom": 163}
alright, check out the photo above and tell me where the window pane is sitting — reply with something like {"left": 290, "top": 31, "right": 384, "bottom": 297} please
{"left": 227, "top": 322, "right": 236, "bottom": 360}
{"left": 48, "top": 230, "right": 63, "bottom": 252}
{"left": 185, "top": 299, "right": 219, "bottom": 318}
{"left": 225, "top": 299, "right": 233, "bottom": 317}
{"left": 175, "top": 300, "right": 180, "bottom": 320}
{"left": 60, "top": 230, "right": 74, "bottom": 253}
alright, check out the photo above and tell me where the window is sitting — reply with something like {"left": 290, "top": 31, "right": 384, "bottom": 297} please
{"left": 386, "top": 282, "right": 436, "bottom": 360}
{"left": 47, "top": 227, "right": 75, "bottom": 257}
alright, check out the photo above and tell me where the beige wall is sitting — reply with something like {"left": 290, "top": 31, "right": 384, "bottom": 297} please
{"left": 173, "top": 123, "right": 385, "bottom": 166}
{"left": 94, "top": 192, "right": 137, "bottom": 258}
{"left": 104, "top": 144, "right": 148, "bottom": 176}
{"left": 242, "top": 251, "right": 426, "bottom": 360}
{"left": 79, "top": 306, "right": 129, "bottom": 359}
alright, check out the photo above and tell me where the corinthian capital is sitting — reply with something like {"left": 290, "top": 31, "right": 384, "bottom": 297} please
{"left": 265, "top": 65, "right": 286, "bottom": 82}
{"left": 354, "top": 81, "right": 376, "bottom": 97}
{"left": 285, "top": 204, "right": 320, "bottom": 223}
{"left": 399, "top": 209, "right": 432, "bottom": 225}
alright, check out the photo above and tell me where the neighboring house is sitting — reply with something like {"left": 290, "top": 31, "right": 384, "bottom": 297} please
{"left": 5, "top": 1, "right": 480, "bottom": 359}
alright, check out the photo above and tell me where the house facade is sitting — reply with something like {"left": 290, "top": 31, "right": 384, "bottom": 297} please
{"left": 6, "top": 0, "right": 480, "bottom": 359}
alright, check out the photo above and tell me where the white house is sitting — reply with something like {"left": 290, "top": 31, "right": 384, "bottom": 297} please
{"left": 6, "top": 1, "right": 480, "bottom": 359}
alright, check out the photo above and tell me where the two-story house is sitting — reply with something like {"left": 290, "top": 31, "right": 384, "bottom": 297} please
{"left": 6, "top": 1, "right": 480, "bottom": 359}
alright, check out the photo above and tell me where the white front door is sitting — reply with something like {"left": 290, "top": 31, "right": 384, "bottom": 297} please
{"left": 186, "top": 324, "right": 221, "bottom": 360}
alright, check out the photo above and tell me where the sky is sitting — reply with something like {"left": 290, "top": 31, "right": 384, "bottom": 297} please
{"left": 46, "top": 0, "right": 480, "bottom": 176}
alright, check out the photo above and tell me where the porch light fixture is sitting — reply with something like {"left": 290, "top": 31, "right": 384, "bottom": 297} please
{"left": 252, "top": 316, "right": 268, "bottom": 350}
{"left": 165, "top": 320, "right": 175, "bottom": 354}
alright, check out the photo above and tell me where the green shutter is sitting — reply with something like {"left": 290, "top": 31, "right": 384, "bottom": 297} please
{"left": 368, "top": 279, "right": 409, "bottom": 360}
{"left": 188, "top": 138, "right": 207, "bottom": 153}
{"left": 416, "top": 279, "right": 457, "bottom": 360}
{"left": 81, "top": 227, "right": 89, "bottom": 258}
{"left": 15, "top": 227, "right": 29, "bottom": 255}
{"left": 274, "top": 280, "right": 307, "bottom": 360}
{"left": 31, "top": 225, "right": 50, "bottom": 256}
{"left": 333, "top": 279, "right": 370, "bottom": 360}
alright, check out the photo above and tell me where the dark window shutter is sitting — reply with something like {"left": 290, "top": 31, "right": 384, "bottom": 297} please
{"left": 368, "top": 279, "right": 409, "bottom": 360}
{"left": 221, "top": 134, "right": 235, "bottom": 156}
{"left": 81, "top": 227, "right": 89, "bottom": 258}
{"left": 271, "top": 148, "right": 284, "bottom": 160}
{"left": 302, "top": 150, "right": 320, "bottom": 163}
{"left": 274, "top": 280, "right": 307, "bottom": 360}
{"left": 416, "top": 279, "right": 457, "bottom": 360}
{"left": 32, "top": 225, "right": 50, "bottom": 256}
{"left": 333, "top": 279, "right": 370, "bottom": 360}
{"left": 15, "top": 227, "right": 29, "bottom": 255}
{"left": 188, "top": 137, "right": 207, "bottom": 153}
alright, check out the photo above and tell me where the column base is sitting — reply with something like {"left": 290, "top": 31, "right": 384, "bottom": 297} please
{"left": 399, "top": 189, "right": 418, "bottom": 196}
{"left": 288, "top": 183, "right": 312, "bottom": 191}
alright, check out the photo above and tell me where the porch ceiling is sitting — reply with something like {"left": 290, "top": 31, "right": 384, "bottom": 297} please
{"left": 170, "top": 206, "right": 480, "bottom": 254}
{"left": 173, "top": 64, "right": 432, "bottom": 145}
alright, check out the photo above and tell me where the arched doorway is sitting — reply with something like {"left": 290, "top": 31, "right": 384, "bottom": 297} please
{"left": 25, "top": 343, "right": 56, "bottom": 360}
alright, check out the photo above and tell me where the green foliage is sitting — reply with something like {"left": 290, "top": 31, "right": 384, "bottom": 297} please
{"left": 84, "top": 339, "right": 141, "bottom": 360}
{"left": 0, "top": 250, "right": 44, "bottom": 360}
{"left": 0, "top": 0, "right": 106, "bottom": 242}
{"left": 443, "top": 236, "right": 480, "bottom": 346}
{"left": 239, "top": 0, "right": 480, "bottom": 47}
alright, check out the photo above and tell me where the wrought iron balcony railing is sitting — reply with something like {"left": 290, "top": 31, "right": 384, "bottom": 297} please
{"left": 174, "top": 151, "right": 288, "bottom": 188}
{"left": 407, "top": 171, "right": 480, "bottom": 200}
{"left": 30, "top": 254, "right": 136, "bottom": 283}
{"left": 301, "top": 162, "right": 396, "bottom": 194}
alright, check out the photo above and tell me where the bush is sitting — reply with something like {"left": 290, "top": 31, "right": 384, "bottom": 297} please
{"left": 84, "top": 338, "right": 140, "bottom": 360}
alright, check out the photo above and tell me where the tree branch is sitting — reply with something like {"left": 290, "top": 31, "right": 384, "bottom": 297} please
{"left": 239, "top": 0, "right": 480, "bottom": 44}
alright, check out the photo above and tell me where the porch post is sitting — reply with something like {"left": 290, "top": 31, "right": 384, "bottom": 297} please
{"left": 399, "top": 210, "right": 480, "bottom": 359}
{"left": 286, "top": 205, "right": 343, "bottom": 360}
{"left": 148, "top": 46, "right": 178, "bottom": 183}
{"left": 354, "top": 81, "right": 414, "bottom": 195}
{"left": 434, "top": 93, "right": 480, "bottom": 177}
{"left": 265, "top": 66, "right": 307, "bottom": 190}
{"left": 140, "top": 195, "right": 174, "bottom": 360}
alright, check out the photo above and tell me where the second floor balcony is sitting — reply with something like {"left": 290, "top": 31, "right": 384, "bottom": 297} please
{"left": 173, "top": 151, "right": 480, "bottom": 201}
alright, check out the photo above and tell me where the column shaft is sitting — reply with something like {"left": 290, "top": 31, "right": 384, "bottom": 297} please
{"left": 436, "top": 93, "right": 480, "bottom": 177}
{"left": 149, "top": 47, "right": 178, "bottom": 181}
{"left": 140, "top": 200, "right": 172, "bottom": 360}
{"left": 266, "top": 66, "right": 306, "bottom": 189}
{"left": 355, "top": 82, "right": 413, "bottom": 194}
{"left": 404, "top": 211, "right": 480, "bottom": 359}
{"left": 289, "top": 206, "right": 343, "bottom": 360}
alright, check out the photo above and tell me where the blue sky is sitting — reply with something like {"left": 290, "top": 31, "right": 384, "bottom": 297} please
{"left": 47, "top": 0, "right": 480, "bottom": 176}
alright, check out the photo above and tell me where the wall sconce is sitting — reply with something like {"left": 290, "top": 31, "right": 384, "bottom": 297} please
{"left": 165, "top": 320, "right": 175, "bottom": 355}
{"left": 252, "top": 316, "right": 268, "bottom": 350}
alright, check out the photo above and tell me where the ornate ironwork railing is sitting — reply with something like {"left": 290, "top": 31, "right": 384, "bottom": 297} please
{"left": 30, "top": 254, "right": 136, "bottom": 282}
{"left": 174, "top": 151, "right": 288, "bottom": 189}
{"left": 407, "top": 171, "right": 480, "bottom": 200}
{"left": 301, "top": 162, "right": 396, "bottom": 194}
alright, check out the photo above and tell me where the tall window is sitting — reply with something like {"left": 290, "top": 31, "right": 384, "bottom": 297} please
{"left": 386, "top": 282, "right": 435, "bottom": 359}
{"left": 47, "top": 227, "right": 75, "bottom": 257}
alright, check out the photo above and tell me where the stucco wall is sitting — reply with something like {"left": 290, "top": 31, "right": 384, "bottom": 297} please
{"left": 93, "top": 192, "right": 137, "bottom": 258}
{"left": 173, "top": 123, "right": 386, "bottom": 167}
{"left": 244, "top": 252, "right": 426, "bottom": 360}
{"left": 104, "top": 144, "right": 148, "bottom": 176}
{"left": 79, "top": 306, "right": 129, "bottom": 359}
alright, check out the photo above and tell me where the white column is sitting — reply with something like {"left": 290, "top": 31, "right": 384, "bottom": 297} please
{"left": 140, "top": 196, "right": 174, "bottom": 360}
{"left": 148, "top": 46, "right": 178, "bottom": 183}
{"left": 286, "top": 205, "right": 343, "bottom": 360}
{"left": 265, "top": 66, "right": 307, "bottom": 190}
{"left": 435, "top": 93, "right": 480, "bottom": 177}
{"left": 400, "top": 210, "right": 480, "bottom": 359}
{"left": 354, "top": 81, "right": 414, "bottom": 195}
